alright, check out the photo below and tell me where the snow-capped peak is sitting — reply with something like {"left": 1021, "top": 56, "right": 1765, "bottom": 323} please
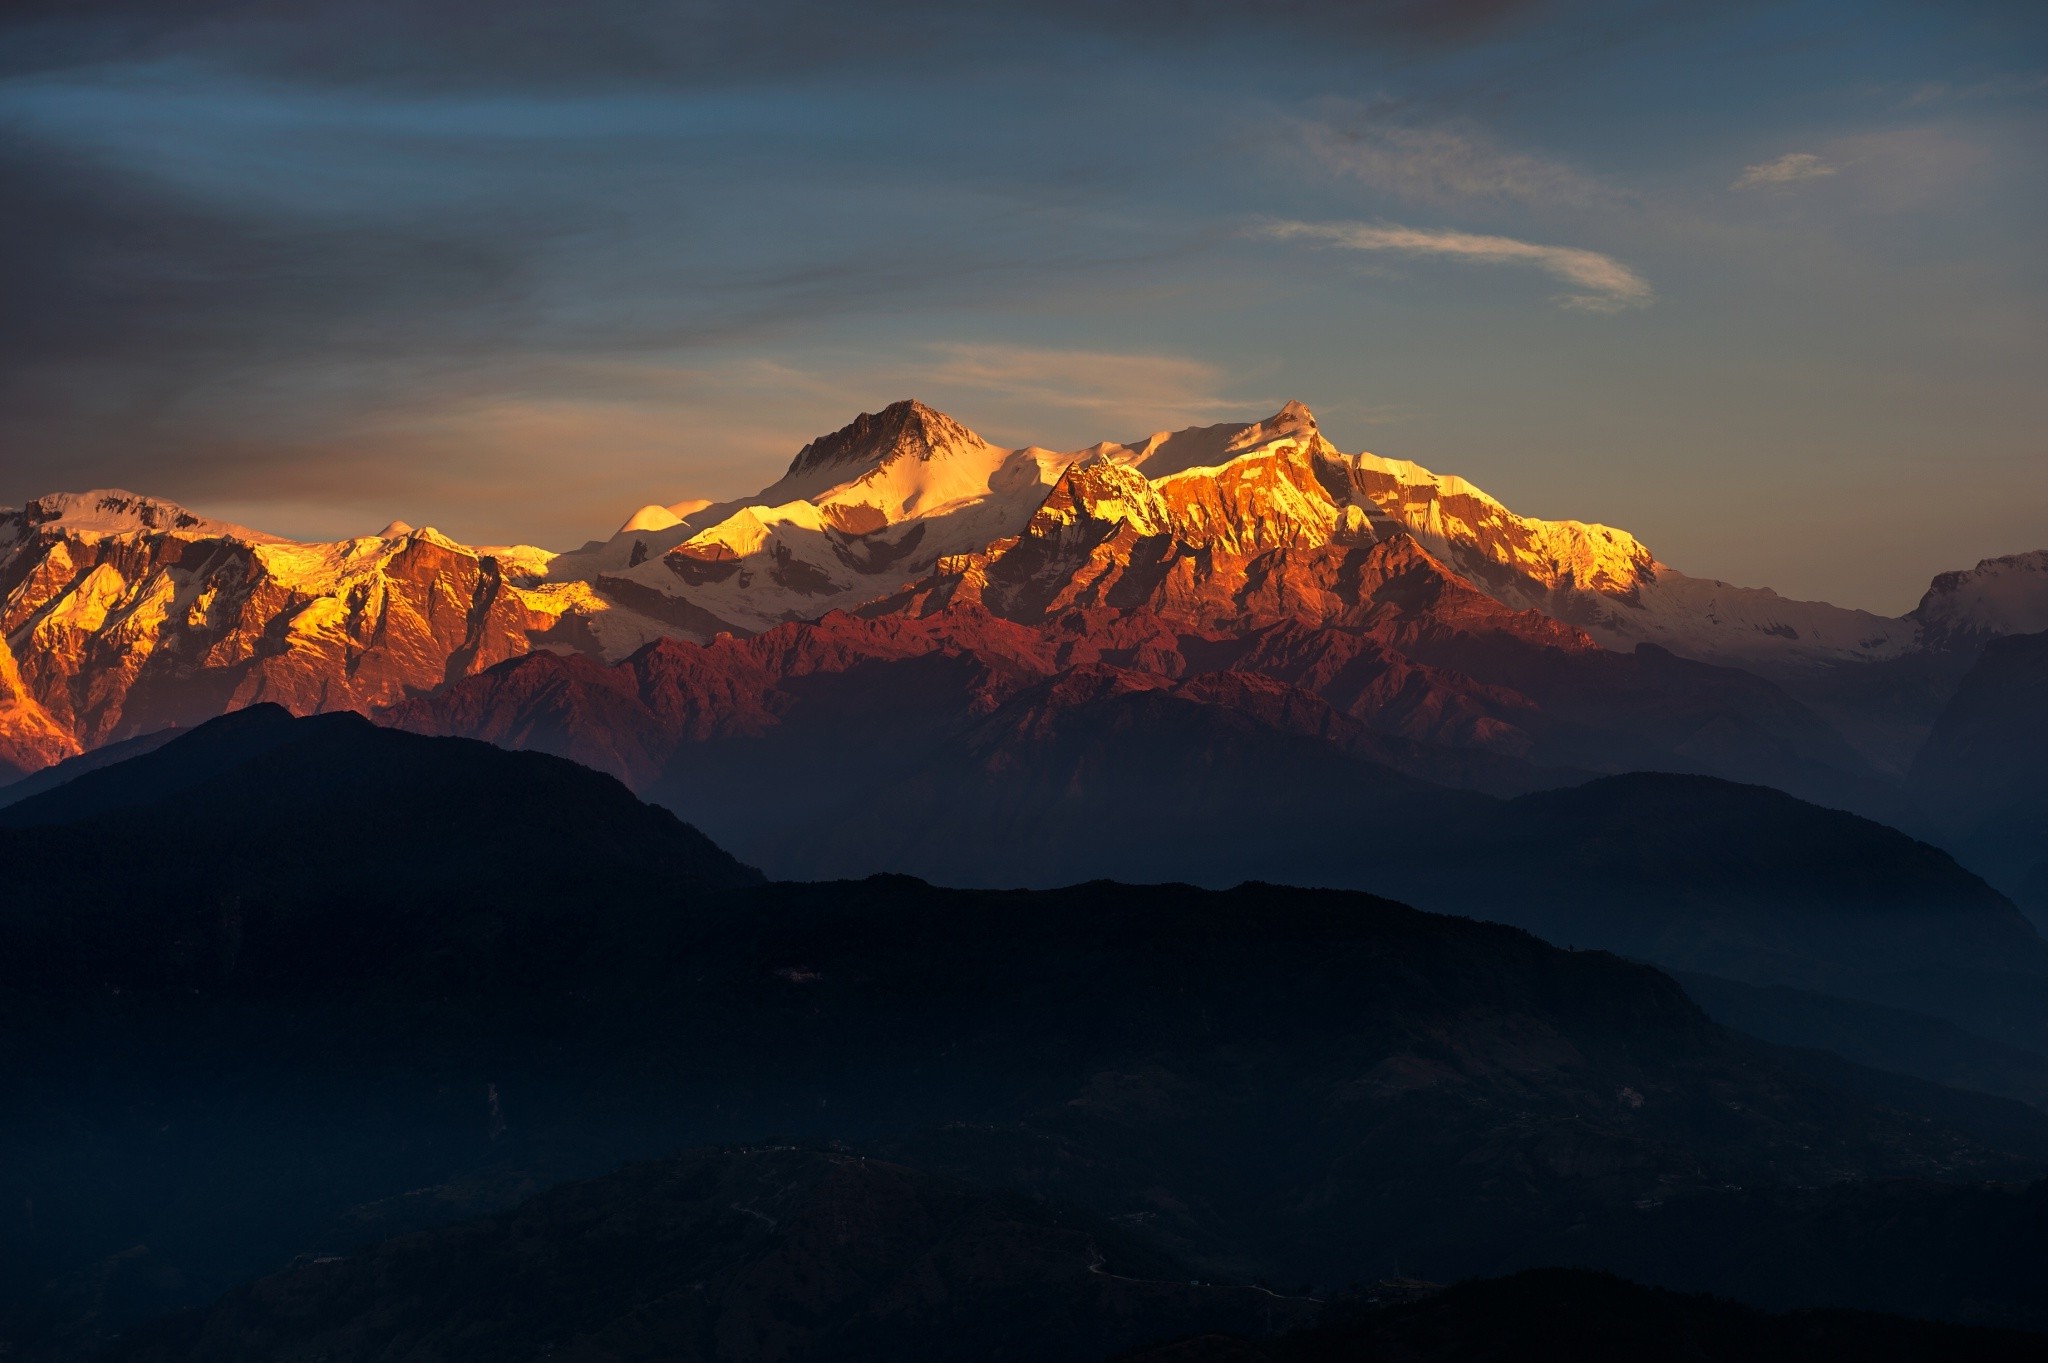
{"left": 1107, "top": 401, "right": 1325, "bottom": 481}
{"left": 619, "top": 504, "right": 684, "bottom": 535}
{"left": 778, "top": 400, "right": 989, "bottom": 486}
{"left": 19, "top": 490, "right": 278, "bottom": 544}
{"left": 1910, "top": 550, "right": 2048, "bottom": 650}
{"left": 1234, "top": 399, "right": 1319, "bottom": 445}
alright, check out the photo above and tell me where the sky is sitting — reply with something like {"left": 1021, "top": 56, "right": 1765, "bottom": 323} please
{"left": 3, "top": 0, "right": 2044, "bottom": 613}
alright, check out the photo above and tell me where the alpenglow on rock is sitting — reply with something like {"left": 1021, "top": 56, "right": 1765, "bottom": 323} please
{"left": 2, "top": 402, "right": 2040, "bottom": 777}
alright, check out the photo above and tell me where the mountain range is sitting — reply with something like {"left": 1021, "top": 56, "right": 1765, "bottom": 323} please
{"left": 6, "top": 401, "right": 2042, "bottom": 886}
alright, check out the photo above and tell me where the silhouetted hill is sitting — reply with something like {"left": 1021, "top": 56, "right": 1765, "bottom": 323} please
{"left": 4, "top": 724, "right": 2045, "bottom": 1358}
{"left": 0, "top": 727, "right": 182, "bottom": 811}
{"left": 755, "top": 687, "right": 2048, "bottom": 1053}
{"left": 1411, "top": 773, "right": 2048, "bottom": 992}
{"left": 0, "top": 705, "right": 759, "bottom": 996}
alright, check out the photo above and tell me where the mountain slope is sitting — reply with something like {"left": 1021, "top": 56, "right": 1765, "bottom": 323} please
{"left": 1410, "top": 774, "right": 2044, "bottom": 989}
{"left": 104, "top": 1148, "right": 1317, "bottom": 1363}
{"left": 5, "top": 721, "right": 2037, "bottom": 1356}
{"left": 1909, "top": 628, "right": 2048, "bottom": 908}
{"left": 10, "top": 403, "right": 2045, "bottom": 808}
{"left": 382, "top": 399, "right": 1906, "bottom": 820}
{"left": 0, "top": 630, "right": 76, "bottom": 779}
{"left": 1677, "top": 972, "right": 2048, "bottom": 1116}
{"left": 399, "top": 527, "right": 1898, "bottom": 833}
{"left": 1910, "top": 552, "right": 2048, "bottom": 652}
{"left": 738, "top": 696, "right": 2048, "bottom": 1057}
{"left": 399, "top": 622, "right": 2021, "bottom": 1019}
{"left": 0, "top": 491, "right": 599, "bottom": 759}
{"left": 0, "top": 704, "right": 761, "bottom": 967}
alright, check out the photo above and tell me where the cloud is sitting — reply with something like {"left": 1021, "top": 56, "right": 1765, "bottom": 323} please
{"left": 676, "top": 345, "right": 1262, "bottom": 450}
{"left": 920, "top": 343, "right": 1248, "bottom": 424}
{"left": 1733, "top": 152, "right": 1837, "bottom": 189}
{"left": 0, "top": 1, "right": 1539, "bottom": 91}
{"left": 0, "top": 72, "right": 1206, "bottom": 530}
{"left": 1256, "top": 219, "right": 1652, "bottom": 312}
{"left": 1297, "top": 113, "right": 1623, "bottom": 213}
{"left": 1899, "top": 71, "right": 2048, "bottom": 108}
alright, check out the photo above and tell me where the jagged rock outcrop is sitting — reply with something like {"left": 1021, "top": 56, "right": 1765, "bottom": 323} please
{"left": 0, "top": 493, "right": 573, "bottom": 755}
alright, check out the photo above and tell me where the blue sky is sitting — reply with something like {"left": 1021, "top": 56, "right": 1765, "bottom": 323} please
{"left": 3, "top": 0, "right": 2043, "bottom": 611}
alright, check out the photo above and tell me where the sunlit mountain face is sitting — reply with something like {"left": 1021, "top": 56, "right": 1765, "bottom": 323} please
{"left": 4, "top": 399, "right": 2039, "bottom": 814}
{"left": 6, "top": 2, "right": 2048, "bottom": 1360}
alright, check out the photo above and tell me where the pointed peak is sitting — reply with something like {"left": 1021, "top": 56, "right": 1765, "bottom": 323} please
{"left": 378, "top": 519, "right": 415, "bottom": 539}
{"left": 784, "top": 400, "right": 987, "bottom": 481}
{"left": 1198, "top": 400, "right": 1329, "bottom": 468}
{"left": 1227, "top": 400, "right": 1318, "bottom": 450}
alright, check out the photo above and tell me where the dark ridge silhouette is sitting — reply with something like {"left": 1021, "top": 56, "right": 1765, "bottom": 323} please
{"left": 722, "top": 673, "right": 2047, "bottom": 1055}
{"left": 0, "top": 724, "right": 183, "bottom": 811}
{"left": 4, "top": 714, "right": 2045, "bottom": 1359}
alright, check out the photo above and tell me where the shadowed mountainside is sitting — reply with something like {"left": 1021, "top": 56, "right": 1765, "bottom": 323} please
{"left": 678, "top": 672, "right": 2048, "bottom": 1065}
{"left": 102, "top": 1147, "right": 1319, "bottom": 1363}
{"left": 1911, "top": 628, "right": 2048, "bottom": 919}
{"left": 4, "top": 713, "right": 2046, "bottom": 1358}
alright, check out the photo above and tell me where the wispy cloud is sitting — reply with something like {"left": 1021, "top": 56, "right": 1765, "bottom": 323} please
{"left": 1900, "top": 71, "right": 2048, "bottom": 108}
{"left": 1733, "top": 152, "right": 1837, "bottom": 189}
{"left": 919, "top": 343, "right": 1249, "bottom": 422}
{"left": 522, "top": 343, "right": 1265, "bottom": 473}
{"left": 1256, "top": 219, "right": 1652, "bottom": 313}
{"left": 1297, "top": 114, "right": 1623, "bottom": 213}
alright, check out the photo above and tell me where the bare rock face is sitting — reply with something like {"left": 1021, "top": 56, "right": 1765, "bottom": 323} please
{"left": 6, "top": 403, "right": 2044, "bottom": 797}
{"left": 0, "top": 493, "right": 560, "bottom": 758}
{"left": 779, "top": 398, "right": 987, "bottom": 486}
{"left": 0, "top": 630, "right": 78, "bottom": 779}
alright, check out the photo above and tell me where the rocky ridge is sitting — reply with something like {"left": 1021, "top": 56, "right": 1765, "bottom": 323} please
{"left": 3, "top": 402, "right": 2042, "bottom": 781}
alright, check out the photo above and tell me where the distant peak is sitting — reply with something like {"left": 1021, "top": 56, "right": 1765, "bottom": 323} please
{"left": 784, "top": 400, "right": 986, "bottom": 481}
{"left": 1218, "top": 400, "right": 1324, "bottom": 460}
{"left": 618, "top": 505, "right": 682, "bottom": 535}
{"left": 21, "top": 490, "right": 273, "bottom": 543}
{"left": 378, "top": 519, "right": 415, "bottom": 539}
{"left": 28, "top": 489, "right": 202, "bottom": 530}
